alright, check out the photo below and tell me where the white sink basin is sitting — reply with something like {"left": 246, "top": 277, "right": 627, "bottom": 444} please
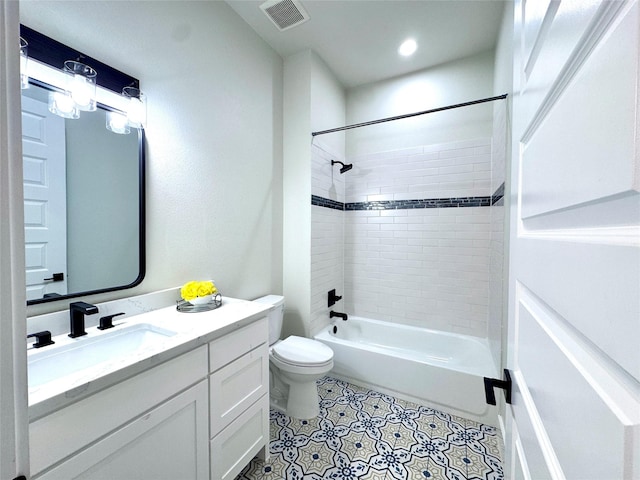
{"left": 28, "top": 323, "right": 177, "bottom": 388}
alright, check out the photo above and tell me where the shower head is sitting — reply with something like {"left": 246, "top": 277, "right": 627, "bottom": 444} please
{"left": 331, "top": 160, "right": 353, "bottom": 174}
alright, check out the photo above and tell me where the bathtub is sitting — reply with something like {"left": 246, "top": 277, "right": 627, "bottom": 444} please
{"left": 314, "top": 316, "right": 499, "bottom": 426}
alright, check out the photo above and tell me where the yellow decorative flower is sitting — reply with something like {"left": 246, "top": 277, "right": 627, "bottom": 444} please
{"left": 181, "top": 280, "right": 217, "bottom": 301}
{"left": 197, "top": 280, "right": 216, "bottom": 297}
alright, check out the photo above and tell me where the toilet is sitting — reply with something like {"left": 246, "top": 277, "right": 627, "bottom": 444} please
{"left": 253, "top": 295, "right": 334, "bottom": 419}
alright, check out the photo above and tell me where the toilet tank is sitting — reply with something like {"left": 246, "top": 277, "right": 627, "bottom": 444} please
{"left": 252, "top": 295, "right": 285, "bottom": 345}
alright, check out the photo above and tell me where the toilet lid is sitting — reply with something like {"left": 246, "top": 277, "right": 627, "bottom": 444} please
{"left": 272, "top": 336, "right": 333, "bottom": 366}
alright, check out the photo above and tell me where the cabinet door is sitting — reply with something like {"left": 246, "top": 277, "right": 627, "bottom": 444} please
{"left": 35, "top": 380, "right": 209, "bottom": 480}
{"left": 30, "top": 346, "right": 208, "bottom": 476}
{"left": 210, "top": 395, "right": 269, "bottom": 480}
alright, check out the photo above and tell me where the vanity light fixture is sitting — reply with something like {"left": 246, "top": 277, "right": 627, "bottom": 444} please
{"left": 20, "top": 25, "right": 147, "bottom": 133}
{"left": 20, "top": 37, "right": 29, "bottom": 89}
{"left": 398, "top": 38, "right": 417, "bottom": 57}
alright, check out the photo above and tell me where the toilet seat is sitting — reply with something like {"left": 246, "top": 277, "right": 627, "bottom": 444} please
{"left": 271, "top": 336, "right": 333, "bottom": 367}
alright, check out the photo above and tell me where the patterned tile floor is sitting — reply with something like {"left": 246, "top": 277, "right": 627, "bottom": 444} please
{"left": 236, "top": 376, "right": 504, "bottom": 480}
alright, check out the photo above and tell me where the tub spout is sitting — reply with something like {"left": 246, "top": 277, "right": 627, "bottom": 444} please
{"left": 330, "top": 311, "right": 348, "bottom": 321}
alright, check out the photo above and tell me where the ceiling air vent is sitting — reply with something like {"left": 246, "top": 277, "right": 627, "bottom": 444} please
{"left": 260, "top": 0, "right": 310, "bottom": 31}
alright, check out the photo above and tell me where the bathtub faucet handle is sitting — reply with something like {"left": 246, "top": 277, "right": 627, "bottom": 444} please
{"left": 328, "top": 289, "right": 343, "bottom": 307}
{"left": 330, "top": 310, "right": 348, "bottom": 321}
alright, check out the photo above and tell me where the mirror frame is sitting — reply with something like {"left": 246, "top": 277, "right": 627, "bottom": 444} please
{"left": 21, "top": 24, "right": 146, "bottom": 305}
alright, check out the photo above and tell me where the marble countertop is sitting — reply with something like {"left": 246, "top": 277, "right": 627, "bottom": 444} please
{"left": 28, "top": 296, "right": 271, "bottom": 420}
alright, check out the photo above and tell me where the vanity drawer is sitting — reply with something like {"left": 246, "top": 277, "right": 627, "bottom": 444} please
{"left": 209, "top": 343, "right": 268, "bottom": 435}
{"left": 209, "top": 317, "right": 268, "bottom": 372}
{"left": 210, "top": 394, "right": 269, "bottom": 480}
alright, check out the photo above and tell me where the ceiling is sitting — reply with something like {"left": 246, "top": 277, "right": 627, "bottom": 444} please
{"left": 225, "top": 0, "right": 506, "bottom": 89}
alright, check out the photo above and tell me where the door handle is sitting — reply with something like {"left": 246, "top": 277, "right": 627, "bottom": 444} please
{"left": 484, "top": 369, "right": 512, "bottom": 405}
{"left": 43, "top": 272, "right": 64, "bottom": 282}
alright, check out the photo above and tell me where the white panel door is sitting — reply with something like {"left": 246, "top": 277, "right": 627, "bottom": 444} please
{"left": 506, "top": 1, "right": 640, "bottom": 479}
{"left": 21, "top": 96, "right": 68, "bottom": 300}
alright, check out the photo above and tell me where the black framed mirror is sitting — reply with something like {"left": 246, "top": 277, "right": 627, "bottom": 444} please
{"left": 21, "top": 25, "right": 145, "bottom": 305}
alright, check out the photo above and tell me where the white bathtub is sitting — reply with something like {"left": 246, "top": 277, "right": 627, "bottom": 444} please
{"left": 314, "top": 316, "right": 499, "bottom": 426}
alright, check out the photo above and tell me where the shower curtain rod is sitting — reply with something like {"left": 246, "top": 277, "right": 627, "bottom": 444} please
{"left": 311, "top": 93, "right": 508, "bottom": 137}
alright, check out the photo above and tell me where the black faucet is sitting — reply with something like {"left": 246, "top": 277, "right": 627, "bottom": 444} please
{"left": 69, "top": 301, "right": 99, "bottom": 338}
{"left": 330, "top": 311, "right": 348, "bottom": 321}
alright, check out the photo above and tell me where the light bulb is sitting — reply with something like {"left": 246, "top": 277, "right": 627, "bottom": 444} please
{"left": 123, "top": 87, "right": 146, "bottom": 129}
{"left": 128, "top": 97, "right": 145, "bottom": 126}
{"left": 70, "top": 75, "right": 93, "bottom": 108}
{"left": 106, "top": 111, "right": 130, "bottom": 134}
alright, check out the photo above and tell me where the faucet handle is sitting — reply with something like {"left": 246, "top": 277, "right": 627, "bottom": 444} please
{"left": 27, "top": 331, "right": 55, "bottom": 348}
{"left": 97, "top": 312, "right": 125, "bottom": 330}
{"left": 328, "top": 289, "right": 343, "bottom": 307}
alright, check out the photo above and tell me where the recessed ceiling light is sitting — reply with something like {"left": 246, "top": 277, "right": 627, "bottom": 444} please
{"left": 398, "top": 38, "right": 417, "bottom": 57}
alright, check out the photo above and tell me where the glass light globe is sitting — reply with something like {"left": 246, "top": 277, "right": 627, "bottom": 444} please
{"left": 48, "top": 91, "right": 79, "bottom": 119}
{"left": 106, "top": 111, "right": 131, "bottom": 134}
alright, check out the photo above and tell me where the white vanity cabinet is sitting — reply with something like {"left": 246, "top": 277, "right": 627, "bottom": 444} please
{"left": 31, "top": 346, "right": 210, "bottom": 479}
{"left": 208, "top": 317, "right": 270, "bottom": 480}
{"left": 29, "top": 312, "right": 271, "bottom": 480}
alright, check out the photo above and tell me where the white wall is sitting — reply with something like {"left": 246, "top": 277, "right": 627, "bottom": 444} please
{"left": 21, "top": 1, "right": 284, "bottom": 316}
{"left": 346, "top": 50, "right": 495, "bottom": 157}
{"left": 284, "top": 50, "right": 345, "bottom": 338}
{"left": 283, "top": 50, "right": 312, "bottom": 338}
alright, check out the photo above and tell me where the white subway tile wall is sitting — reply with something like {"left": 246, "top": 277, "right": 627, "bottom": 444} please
{"left": 343, "top": 139, "right": 492, "bottom": 337}
{"left": 488, "top": 203, "right": 505, "bottom": 368}
{"left": 311, "top": 140, "right": 346, "bottom": 203}
{"left": 311, "top": 142, "right": 345, "bottom": 336}
{"left": 346, "top": 139, "right": 492, "bottom": 203}
{"left": 490, "top": 102, "right": 508, "bottom": 193}
{"left": 311, "top": 138, "right": 499, "bottom": 339}
{"left": 487, "top": 103, "right": 508, "bottom": 370}
{"left": 311, "top": 206, "right": 344, "bottom": 336}
{"left": 344, "top": 207, "right": 491, "bottom": 336}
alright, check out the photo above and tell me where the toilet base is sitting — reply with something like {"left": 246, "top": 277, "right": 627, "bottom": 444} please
{"left": 269, "top": 371, "right": 288, "bottom": 413}
{"left": 285, "top": 381, "right": 321, "bottom": 419}
{"left": 270, "top": 365, "right": 329, "bottom": 420}
{"left": 269, "top": 396, "right": 287, "bottom": 414}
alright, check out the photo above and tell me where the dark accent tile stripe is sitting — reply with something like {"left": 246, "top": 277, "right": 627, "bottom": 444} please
{"left": 312, "top": 187, "right": 506, "bottom": 212}
{"left": 491, "top": 182, "right": 505, "bottom": 205}
{"left": 311, "top": 195, "right": 344, "bottom": 211}
{"left": 345, "top": 197, "right": 491, "bottom": 210}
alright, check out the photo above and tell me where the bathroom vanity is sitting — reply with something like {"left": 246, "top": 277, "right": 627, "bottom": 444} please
{"left": 27, "top": 296, "right": 270, "bottom": 480}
